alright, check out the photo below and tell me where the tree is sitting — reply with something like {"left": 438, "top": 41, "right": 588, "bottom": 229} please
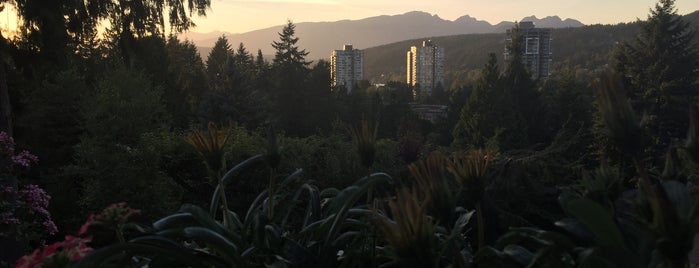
{"left": 502, "top": 23, "right": 543, "bottom": 147}
{"left": 271, "top": 20, "right": 310, "bottom": 68}
{"left": 614, "top": 0, "right": 699, "bottom": 163}
{"left": 72, "top": 67, "right": 180, "bottom": 218}
{"left": 206, "top": 36, "right": 234, "bottom": 90}
{"left": 270, "top": 20, "right": 312, "bottom": 136}
{"left": 165, "top": 36, "right": 208, "bottom": 127}
{"left": 452, "top": 53, "right": 502, "bottom": 148}
{"left": 234, "top": 43, "right": 254, "bottom": 72}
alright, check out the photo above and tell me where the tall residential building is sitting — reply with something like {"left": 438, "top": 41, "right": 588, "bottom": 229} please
{"left": 331, "top": 44, "right": 363, "bottom": 93}
{"left": 505, "top": 21, "right": 552, "bottom": 79}
{"left": 406, "top": 40, "right": 445, "bottom": 96}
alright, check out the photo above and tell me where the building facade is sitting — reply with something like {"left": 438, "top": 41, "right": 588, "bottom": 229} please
{"left": 505, "top": 21, "right": 552, "bottom": 79}
{"left": 406, "top": 40, "right": 445, "bottom": 96}
{"left": 331, "top": 44, "right": 363, "bottom": 93}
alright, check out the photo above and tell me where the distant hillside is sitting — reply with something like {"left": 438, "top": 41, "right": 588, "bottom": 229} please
{"left": 182, "top": 11, "right": 583, "bottom": 60}
{"left": 363, "top": 10, "right": 699, "bottom": 86}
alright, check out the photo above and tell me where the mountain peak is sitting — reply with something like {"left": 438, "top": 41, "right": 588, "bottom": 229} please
{"left": 401, "top": 11, "right": 433, "bottom": 17}
{"left": 522, "top": 15, "right": 537, "bottom": 21}
{"left": 455, "top": 14, "right": 478, "bottom": 23}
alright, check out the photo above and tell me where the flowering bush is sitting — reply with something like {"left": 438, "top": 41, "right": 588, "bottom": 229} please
{"left": 14, "top": 202, "right": 140, "bottom": 267}
{"left": 0, "top": 132, "right": 39, "bottom": 170}
{"left": 78, "top": 202, "right": 141, "bottom": 238}
{"left": 15, "top": 235, "right": 93, "bottom": 268}
{"left": 1, "top": 185, "right": 57, "bottom": 239}
{"left": 0, "top": 131, "right": 55, "bottom": 243}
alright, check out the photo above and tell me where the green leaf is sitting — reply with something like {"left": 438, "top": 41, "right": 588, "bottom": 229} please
{"left": 577, "top": 248, "right": 618, "bottom": 268}
{"left": 211, "top": 154, "right": 265, "bottom": 216}
{"left": 153, "top": 212, "right": 197, "bottom": 230}
{"left": 554, "top": 218, "right": 595, "bottom": 243}
{"left": 661, "top": 180, "right": 693, "bottom": 222}
{"left": 180, "top": 204, "right": 240, "bottom": 242}
{"left": 183, "top": 226, "right": 241, "bottom": 264}
{"left": 564, "top": 198, "right": 627, "bottom": 250}
{"left": 503, "top": 244, "right": 534, "bottom": 266}
{"left": 77, "top": 242, "right": 219, "bottom": 268}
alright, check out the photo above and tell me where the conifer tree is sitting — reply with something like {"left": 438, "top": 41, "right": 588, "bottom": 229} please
{"left": 271, "top": 20, "right": 311, "bottom": 68}
{"left": 270, "top": 20, "right": 312, "bottom": 135}
{"left": 453, "top": 53, "right": 501, "bottom": 148}
{"left": 206, "top": 36, "right": 234, "bottom": 90}
{"left": 614, "top": 0, "right": 699, "bottom": 162}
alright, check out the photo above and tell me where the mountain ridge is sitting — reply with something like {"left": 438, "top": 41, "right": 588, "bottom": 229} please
{"left": 181, "top": 11, "right": 584, "bottom": 59}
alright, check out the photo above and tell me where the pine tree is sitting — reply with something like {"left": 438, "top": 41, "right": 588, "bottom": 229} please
{"left": 206, "top": 36, "right": 233, "bottom": 89}
{"left": 271, "top": 20, "right": 311, "bottom": 68}
{"left": 614, "top": 0, "right": 699, "bottom": 162}
{"left": 452, "top": 53, "right": 502, "bottom": 148}
{"left": 270, "top": 20, "right": 312, "bottom": 135}
{"left": 234, "top": 42, "right": 254, "bottom": 72}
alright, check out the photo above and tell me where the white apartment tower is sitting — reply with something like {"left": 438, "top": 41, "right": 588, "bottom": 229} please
{"left": 331, "top": 44, "right": 363, "bottom": 93}
{"left": 407, "top": 40, "right": 445, "bottom": 96}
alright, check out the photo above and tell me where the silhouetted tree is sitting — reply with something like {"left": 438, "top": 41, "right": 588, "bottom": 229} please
{"left": 270, "top": 20, "right": 311, "bottom": 135}
{"left": 614, "top": 0, "right": 699, "bottom": 164}
{"left": 165, "top": 36, "right": 208, "bottom": 127}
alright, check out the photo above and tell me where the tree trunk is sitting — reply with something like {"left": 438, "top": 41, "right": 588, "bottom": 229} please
{"left": 0, "top": 32, "right": 11, "bottom": 137}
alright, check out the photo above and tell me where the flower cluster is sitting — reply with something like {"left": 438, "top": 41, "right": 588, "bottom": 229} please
{"left": 0, "top": 131, "right": 15, "bottom": 155}
{"left": 15, "top": 235, "right": 93, "bottom": 268}
{"left": 12, "top": 150, "right": 39, "bottom": 168}
{"left": 79, "top": 202, "right": 141, "bottom": 235}
{"left": 0, "top": 131, "right": 53, "bottom": 241}
{"left": 11, "top": 202, "right": 130, "bottom": 268}
{"left": 0, "top": 184, "right": 57, "bottom": 240}
{"left": 0, "top": 131, "right": 39, "bottom": 169}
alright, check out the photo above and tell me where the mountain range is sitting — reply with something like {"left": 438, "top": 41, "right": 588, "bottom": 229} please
{"left": 181, "top": 11, "right": 584, "bottom": 60}
{"left": 361, "top": 10, "right": 699, "bottom": 85}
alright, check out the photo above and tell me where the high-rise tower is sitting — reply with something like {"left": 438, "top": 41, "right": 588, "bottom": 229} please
{"left": 505, "top": 21, "right": 552, "bottom": 79}
{"left": 406, "top": 40, "right": 444, "bottom": 96}
{"left": 331, "top": 44, "right": 363, "bottom": 93}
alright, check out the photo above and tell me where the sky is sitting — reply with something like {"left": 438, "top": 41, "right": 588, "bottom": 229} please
{"left": 190, "top": 0, "right": 699, "bottom": 33}
{"left": 1, "top": 0, "right": 698, "bottom": 35}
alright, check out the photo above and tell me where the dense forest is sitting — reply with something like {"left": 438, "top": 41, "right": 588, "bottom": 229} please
{"left": 1, "top": 0, "right": 698, "bottom": 267}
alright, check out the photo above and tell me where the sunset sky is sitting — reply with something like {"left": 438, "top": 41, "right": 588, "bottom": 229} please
{"left": 1, "top": 0, "right": 698, "bottom": 35}
{"left": 190, "top": 0, "right": 699, "bottom": 33}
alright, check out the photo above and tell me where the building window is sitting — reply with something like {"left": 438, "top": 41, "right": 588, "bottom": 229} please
{"left": 525, "top": 37, "right": 539, "bottom": 55}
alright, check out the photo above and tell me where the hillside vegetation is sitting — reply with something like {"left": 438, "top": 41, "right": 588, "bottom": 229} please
{"left": 364, "top": 10, "right": 699, "bottom": 86}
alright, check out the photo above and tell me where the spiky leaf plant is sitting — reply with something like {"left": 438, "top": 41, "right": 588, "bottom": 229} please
{"left": 408, "top": 152, "right": 458, "bottom": 225}
{"left": 349, "top": 119, "right": 378, "bottom": 170}
{"left": 594, "top": 73, "right": 642, "bottom": 159}
{"left": 185, "top": 122, "right": 232, "bottom": 172}
{"left": 373, "top": 187, "right": 438, "bottom": 268}
{"left": 186, "top": 122, "right": 233, "bottom": 227}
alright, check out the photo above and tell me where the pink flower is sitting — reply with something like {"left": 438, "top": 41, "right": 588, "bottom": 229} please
{"left": 0, "top": 131, "right": 15, "bottom": 156}
{"left": 12, "top": 150, "right": 39, "bottom": 168}
{"left": 14, "top": 249, "right": 41, "bottom": 268}
{"left": 78, "top": 215, "right": 95, "bottom": 236}
{"left": 43, "top": 220, "right": 58, "bottom": 235}
{"left": 14, "top": 236, "right": 93, "bottom": 268}
{"left": 62, "top": 236, "right": 93, "bottom": 261}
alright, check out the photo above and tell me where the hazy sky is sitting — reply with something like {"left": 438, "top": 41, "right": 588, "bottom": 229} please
{"left": 192, "top": 0, "right": 699, "bottom": 33}
{"left": 0, "top": 0, "right": 697, "bottom": 35}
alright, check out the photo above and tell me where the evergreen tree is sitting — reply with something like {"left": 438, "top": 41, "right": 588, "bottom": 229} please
{"left": 206, "top": 36, "right": 234, "bottom": 90}
{"left": 73, "top": 67, "right": 180, "bottom": 217}
{"left": 271, "top": 20, "right": 311, "bottom": 68}
{"left": 270, "top": 20, "right": 312, "bottom": 135}
{"left": 234, "top": 43, "right": 254, "bottom": 72}
{"left": 452, "top": 53, "right": 502, "bottom": 148}
{"left": 503, "top": 23, "right": 543, "bottom": 147}
{"left": 614, "top": 0, "right": 699, "bottom": 163}
{"left": 165, "top": 36, "right": 208, "bottom": 127}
